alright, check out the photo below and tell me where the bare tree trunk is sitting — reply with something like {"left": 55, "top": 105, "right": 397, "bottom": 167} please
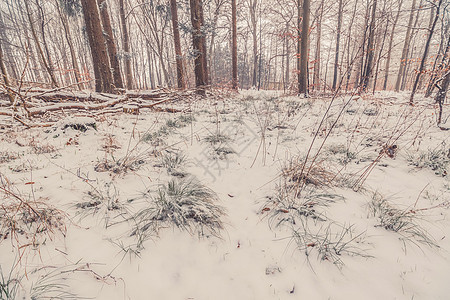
{"left": 360, "top": 0, "right": 377, "bottom": 92}
{"left": 250, "top": 0, "right": 258, "bottom": 88}
{"left": 409, "top": 0, "right": 443, "bottom": 105}
{"left": 345, "top": 0, "right": 358, "bottom": 91}
{"left": 354, "top": 0, "right": 370, "bottom": 89}
{"left": 170, "top": 0, "right": 186, "bottom": 89}
{"left": 98, "top": 0, "right": 123, "bottom": 89}
{"left": 285, "top": 22, "right": 290, "bottom": 92}
{"left": 80, "top": 0, "right": 114, "bottom": 93}
{"left": 332, "top": 0, "right": 343, "bottom": 90}
{"left": 189, "top": 0, "right": 208, "bottom": 91}
{"left": 118, "top": 0, "right": 133, "bottom": 89}
{"left": 383, "top": 0, "right": 402, "bottom": 90}
{"left": 313, "top": 0, "right": 323, "bottom": 91}
{"left": 298, "top": 0, "right": 309, "bottom": 96}
{"left": 231, "top": 0, "right": 238, "bottom": 90}
{"left": 435, "top": 70, "right": 449, "bottom": 125}
{"left": 395, "top": 0, "right": 416, "bottom": 92}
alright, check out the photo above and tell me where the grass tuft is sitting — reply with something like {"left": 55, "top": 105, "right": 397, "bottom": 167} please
{"left": 0, "top": 265, "right": 21, "bottom": 300}
{"left": 369, "top": 193, "right": 438, "bottom": 248}
{"left": 131, "top": 178, "right": 225, "bottom": 248}
{"left": 407, "top": 146, "right": 449, "bottom": 177}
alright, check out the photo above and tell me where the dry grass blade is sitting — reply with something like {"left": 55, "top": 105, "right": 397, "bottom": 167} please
{"left": 283, "top": 159, "right": 336, "bottom": 189}
{"left": 0, "top": 174, "right": 67, "bottom": 248}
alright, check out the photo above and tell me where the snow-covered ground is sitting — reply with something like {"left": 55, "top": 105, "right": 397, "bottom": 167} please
{"left": 0, "top": 90, "right": 449, "bottom": 299}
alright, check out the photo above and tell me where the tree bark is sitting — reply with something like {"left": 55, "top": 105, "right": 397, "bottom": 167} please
{"left": 231, "top": 0, "right": 238, "bottom": 90}
{"left": 189, "top": 0, "right": 208, "bottom": 91}
{"left": 80, "top": 0, "right": 114, "bottom": 93}
{"left": 360, "top": 0, "right": 377, "bottom": 92}
{"left": 98, "top": 0, "right": 123, "bottom": 89}
{"left": 298, "top": 0, "right": 310, "bottom": 96}
{"left": 313, "top": 0, "right": 324, "bottom": 91}
{"left": 250, "top": 0, "right": 258, "bottom": 88}
{"left": 170, "top": 0, "right": 186, "bottom": 89}
{"left": 118, "top": 0, "right": 133, "bottom": 89}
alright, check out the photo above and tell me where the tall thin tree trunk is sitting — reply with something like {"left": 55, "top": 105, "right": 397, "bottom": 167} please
{"left": 119, "top": 0, "right": 133, "bottom": 89}
{"left": 285, "top": 22, "right": 290, "bottom": 92}
{"left": 231, "top": 0, "right": 238, "bottom": 90}
{"left": 332, "top": 0, "right": 343, "bottom": 90}
{"left": 383, "top": 0, "right": 402, "bottom": 90}
{"left": 189, "top": 0, "right": 208, "bottom": 91}
{"left": 313, "top": 0, "right": 323, "bottom": 92}
{"left": 345, "top": 0, "right": 358, "bottom": 91}
{"left": 395, "top": 0, "right": 416, "bottom": 91}
{"left": 170, "top": 0, "right": 186, "bottom": 89}
{"left": 409, "top": 0, "right": 443, "bottom": 104}
{"left": 98, "top": 0, "right": 123, "bottom": 89}
{"left": 250, "top": 0, "right": 258, "bottom": 88}
{"left": 80, "top": 0, "right": 114, "bottom": 93}
{"left": 360, "top": 0, "right": 377, "bottom": 92}
{"left": 298, "top": 0, "right": 310, "bottom": 96}
{"left": 354, "top": 0, "right": 370, "bottom": 89}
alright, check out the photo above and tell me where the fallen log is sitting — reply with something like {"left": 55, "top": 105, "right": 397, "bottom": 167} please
{"left": 28, "top": 95, "right": 128, "bottom": 116}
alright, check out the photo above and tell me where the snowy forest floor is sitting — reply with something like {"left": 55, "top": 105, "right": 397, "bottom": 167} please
{"left": 0, "top": 90, "right": 449, "bottom": 299}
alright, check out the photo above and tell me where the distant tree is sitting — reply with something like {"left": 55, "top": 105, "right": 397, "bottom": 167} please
{"left": 332, "top": 0, "right": 343, "bottom": 91}
{"left": 118, "top": 0, "right": 133, "bottom": 89}
{"left": 231, "top": 0, "right": 238, "bottom": 90}
{"left": 409, "top": 0, "right": 443, "bottom": 104}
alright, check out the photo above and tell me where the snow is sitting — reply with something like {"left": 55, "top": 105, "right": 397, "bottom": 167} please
{"left": 0, "top": 90, "right": 449, "bottom": 299}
